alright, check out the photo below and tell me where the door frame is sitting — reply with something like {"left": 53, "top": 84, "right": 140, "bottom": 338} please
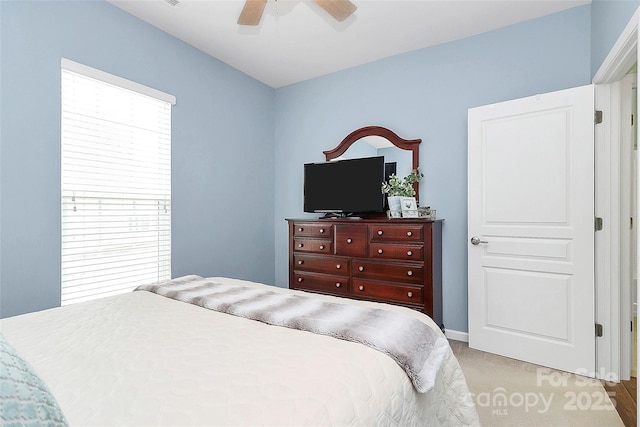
{"left": 618, "top": 72, "right": 635, "bottom": 381}
{"left": 592, "top": 6, "right": 639, "bottom": 382}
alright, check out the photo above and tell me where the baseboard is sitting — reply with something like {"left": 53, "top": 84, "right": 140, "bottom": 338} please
{"left": 445, "top": 329, "right": 469, "bottom": 342}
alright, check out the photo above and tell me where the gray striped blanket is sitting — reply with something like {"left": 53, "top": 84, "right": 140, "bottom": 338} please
{"left": 135, "top": 275, "right": 449, "bottom": 393}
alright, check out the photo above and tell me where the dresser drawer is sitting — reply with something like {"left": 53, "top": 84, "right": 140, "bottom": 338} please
{"left": 370, "top": 224, "right": 424, "bottom": 242}
{"left": 352, "top": 260, "right": 423, "bottom": 284}
{"left": 293, "top": 238, "right": 333, "bottom": 254}
{"left": 292, "top": 272, "right": 349, "bottom": 295}
{"left": 293, "top": 254, "right": 349, "bottom": 276}
{"left": 335, "top": 224, "right": 367, "bottom": 257}
{"left": 369, "top": 243, "right": 424, "bottom": 261}
{"left": 352, "top": 279, "right": 423, "bottom": 305}
{"left": 293, "top": 222, "right": 332, "bottom": 237}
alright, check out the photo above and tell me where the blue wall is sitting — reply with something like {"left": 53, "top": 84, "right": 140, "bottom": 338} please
{"left": 0, "top": 1, "right": 275, "bottom": 318}
{"left": 273, "top": 6, "right": 592, "bottom": 333}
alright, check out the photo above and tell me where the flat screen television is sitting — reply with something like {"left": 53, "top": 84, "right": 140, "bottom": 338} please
{"left": 304, "top": 156, "right": 386, "bottom": 216}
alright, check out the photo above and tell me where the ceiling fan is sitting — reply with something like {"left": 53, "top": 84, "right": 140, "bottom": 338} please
{"left": 237, "top": 0, "right": 357, "bottom": 26}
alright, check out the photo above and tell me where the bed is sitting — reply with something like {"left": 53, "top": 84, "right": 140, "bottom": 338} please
{"left": 0, "top": 276, "right": 480, "bottom": 426}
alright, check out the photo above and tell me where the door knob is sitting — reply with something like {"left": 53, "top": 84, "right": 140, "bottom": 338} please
{"left": 470, "top": 236, "right": 488, "bottom": 245}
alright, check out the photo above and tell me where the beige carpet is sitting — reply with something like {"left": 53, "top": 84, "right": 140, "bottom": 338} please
{"left": 450, "top": 340, "right": 625, "bottom": 426}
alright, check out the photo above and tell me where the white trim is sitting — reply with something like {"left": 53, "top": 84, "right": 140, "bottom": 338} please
{"left": 619, "top": 73, "right": 635, "bottom": 381}
{"left": 591, "top": 7, "right": 640, "bottom": 386}
{"left": 593, "top": 7, "right": 639, "bottom": 85}
{"left": 60, "top": 58, "right": 176, "bottom": 105}
{"left": 445, "top": 329, "right": 468, "bottom": 343}
{"left": 595, "top": 82, "right": 622, "bottom": 380}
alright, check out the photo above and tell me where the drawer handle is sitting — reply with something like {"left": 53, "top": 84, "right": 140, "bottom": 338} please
{"left": 298, "top": 227, "right": 304, "bottom": 232}
{"left": 358, "top": 285, "right": 364, "bottom": 291}
{"left": 335, "top": 283, "right": 341, "bottom": 288}
{"left": 319, "top": 245, "right": 325, "bottom": 250}
{"left": 408, "top": 292, "right": 413, "bottom": 298}
{"left": 336, "top": 264, "right": 341, "bottom": 269}
{"left": 298, "top": 277, "right": 303, "bottom": 282}
{"left": 407, "top": 251, "right": 413, "bottom": 256}
{"left": 320, "top": 228, "right": 325, "bottom": 233}
{"left": 358, "top": 266, "right": 364, "bottom": 272}
{"left": 377, "top": 230, "right": 383, "bottom": 236}
{"left": 346, "top": 238, "right": 352, "bottom": 244}
{"left": 407, "top": 270, "right": 413, "bottom": 276}
{"left": 407, "top": 231, "right": 413, "bottom": 237}
{"left": 298, "top": 243, "right": 304, "bottom": 248}
{"left": 377, "top": 248, "right": 383, "bottom": 254}
{"left": 298, "top": 260, "right": 304, "bottom": 265}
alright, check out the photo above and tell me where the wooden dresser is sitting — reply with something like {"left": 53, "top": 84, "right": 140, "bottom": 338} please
{"left": 286, "top": 218, "right": 443, "bottom": 329}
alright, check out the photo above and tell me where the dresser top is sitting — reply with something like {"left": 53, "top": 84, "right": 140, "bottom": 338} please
{"left": 286, "top": 217, "right": 443, "bottom": 224}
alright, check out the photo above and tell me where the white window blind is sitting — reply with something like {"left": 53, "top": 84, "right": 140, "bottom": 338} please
{"left": 61, "top": 59, "right": 173, "bottom": 306}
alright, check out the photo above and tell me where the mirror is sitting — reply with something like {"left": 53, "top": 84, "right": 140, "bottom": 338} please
{"left": 323, "top": 126, "right": 421, "bottom": 198}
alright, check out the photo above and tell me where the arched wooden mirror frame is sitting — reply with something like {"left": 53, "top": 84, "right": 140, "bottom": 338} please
{"left": 323, "top": 126, "right": 422, "bottom": 198}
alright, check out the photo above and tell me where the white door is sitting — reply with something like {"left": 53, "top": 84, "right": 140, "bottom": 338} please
{"left": 468, "top": 85, "right": 595, "bottom": 375}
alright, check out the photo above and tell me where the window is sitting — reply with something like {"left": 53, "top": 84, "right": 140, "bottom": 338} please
{"left": 61, "top": 59, "right": 175, "bottom": 305}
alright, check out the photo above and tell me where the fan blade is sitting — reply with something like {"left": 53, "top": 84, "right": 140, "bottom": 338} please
{"left": 314, "top": 0, "right": 357, "bottom": 22}
{"left": 237, "top": 0, "right": 268, "bottom": 26}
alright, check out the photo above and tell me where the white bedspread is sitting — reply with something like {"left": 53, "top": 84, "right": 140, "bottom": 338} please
{"left": 0, "top": 277, "right": 480, "bottom": 426}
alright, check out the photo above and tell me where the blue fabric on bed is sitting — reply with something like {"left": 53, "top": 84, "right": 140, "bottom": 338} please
{"left": 0, "top": 333, "right": 68, "bottom": 426}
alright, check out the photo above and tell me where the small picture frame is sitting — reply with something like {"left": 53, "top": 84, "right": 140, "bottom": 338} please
{"left": 400, "top": 197, "right": 419, "bottom": 218}
{"left": 418, "top": 207, "right": 436, "bottom": 220}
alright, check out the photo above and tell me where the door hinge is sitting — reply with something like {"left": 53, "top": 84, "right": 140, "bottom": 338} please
{"left": 595, "top": 323, "right": 603, "bottom": 337}
{"left": 595, "top": 110, "right": 603, "bottom": 124}
{"left": 595, "top": 217, "right": 603, "bottom": 231}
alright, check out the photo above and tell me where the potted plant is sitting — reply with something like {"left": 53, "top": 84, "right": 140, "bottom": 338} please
{"left": 381, "top": 168, "right": 423, "bottom": 217}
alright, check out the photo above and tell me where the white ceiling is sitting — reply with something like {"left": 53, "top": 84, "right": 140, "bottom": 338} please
{"left": 108, "top": 0, "right": 591, "bottom": 88}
